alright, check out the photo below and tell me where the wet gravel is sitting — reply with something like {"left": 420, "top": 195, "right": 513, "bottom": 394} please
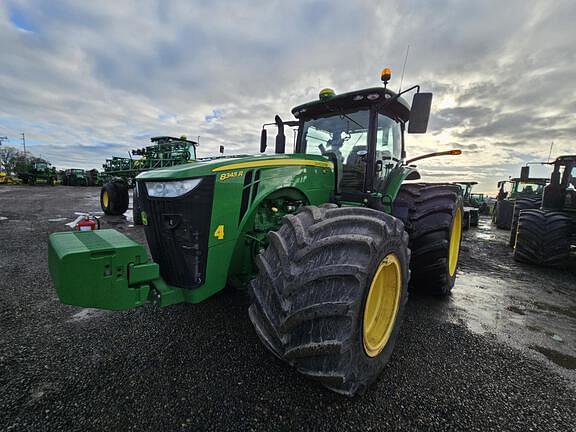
{"left": 1, "top": 186, "right": 575, "bottom": 431}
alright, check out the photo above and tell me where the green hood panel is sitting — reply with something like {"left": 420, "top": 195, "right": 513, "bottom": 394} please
{"left": 136, "top": 154, "right": 333, "bottom": 180}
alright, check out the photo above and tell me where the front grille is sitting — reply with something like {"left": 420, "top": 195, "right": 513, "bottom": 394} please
{"left": 139, "top": 176, "right": 215, "bottom": 289}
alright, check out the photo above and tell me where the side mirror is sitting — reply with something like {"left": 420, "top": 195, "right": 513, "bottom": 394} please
{"left": 260, "top": 129, "right": 267, "bottom": 153}
{"left": 275, "top": 115, "right": 286, "bottom": 154}
{"left": 408, "top": 92, "right": 433, "bottom": 134}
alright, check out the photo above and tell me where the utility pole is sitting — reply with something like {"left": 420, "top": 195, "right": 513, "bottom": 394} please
{"left": 0, "top": 136, "right": 7, "bottom": 172}
{"left": 21, "top": 133, "right": 27, "bottom": 159}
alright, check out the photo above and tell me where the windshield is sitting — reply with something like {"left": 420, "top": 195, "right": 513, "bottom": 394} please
{"left": 300, "top": 110, "right": 402, "bottom": 192}
{"left": 302, "top": 110, "right": 370, "bottom": 158}
{"left": 516, "top": 182, "right": 545, "bottom": 194}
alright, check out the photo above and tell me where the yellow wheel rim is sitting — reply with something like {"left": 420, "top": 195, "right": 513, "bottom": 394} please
{"left": 363, "top": 254, "right": 402, "bottom": 358}
{"left": 102, "top": 190, "right": 109, "bottom": 209}
{"left": 448, "top": 207, "right": 462, "bottom": 277}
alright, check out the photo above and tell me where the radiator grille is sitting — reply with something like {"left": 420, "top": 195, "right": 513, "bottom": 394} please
{"left": 139, "top": 176, "right": 215, "bottom": 289}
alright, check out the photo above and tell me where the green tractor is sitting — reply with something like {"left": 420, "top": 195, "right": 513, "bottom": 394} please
{"left": 61, "top": 168, "right": 89, "bottom": 186}
{"left": 17, "top": 161, "right": 57, "bottom": 185}
{"left": 86, "top": 169, "right": 103, "bottom": 186}
{"left": 100, "top": 136, "right": 197, "bottom": 224}
{"left": 48, "top": 71, "right": 464, "bottom": 396}
{"left": 493, "top": 172, "right": 549, "bottom": 236}
{"left": 513, "top": 156, "right": 576, "bottom": 267}
{"left": 454, "top": 181, "right": 481, "bottom": 228}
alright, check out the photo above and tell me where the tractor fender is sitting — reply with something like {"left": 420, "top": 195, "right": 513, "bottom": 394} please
{"left": 375, "top": 166, "right": 420, "bottom": 212}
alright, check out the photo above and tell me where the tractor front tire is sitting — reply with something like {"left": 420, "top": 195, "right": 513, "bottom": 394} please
{"left": 394, "top": 184, "right": 464, "bottom": 296}
{"left": 509, "top": 197, "right": 541, "bottom": 247}
{"left": 513, "top": 209, "right": 571, "bottom": 267}
{"left": 100, "top": 181, "right": 129, "bottom": 216}
{"left": 249, "top": 205, "right": 409, "bottom": 396}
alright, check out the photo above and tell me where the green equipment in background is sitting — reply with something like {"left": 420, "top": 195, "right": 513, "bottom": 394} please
{"left": 16, "top": 161, "right": 57, "bottom": 185}
{"left": 493, "top": 170, "right": 549, "bottom": 235}
{"left": 61, "top": 168, "right": 89, "bottom": 186}
{"left": 49, "top": 69, "right": 465, "bottom": 396}
{"left": 513, "top": 155, "right": 576, "bottom": 266}
{"left": 454, "top": 181, "right": 488, "bottom": 228}
{"left": 99, "top": 136, "right": 197, "bottom": 224}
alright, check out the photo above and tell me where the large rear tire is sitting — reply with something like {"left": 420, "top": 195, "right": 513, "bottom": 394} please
{"left": 394, "top": 184, "right": 463, "bottom": 296}
{"left": 100, "top": 181, "right": 129, "bottom": 216}
{"left": 513, "top": 209, "right": 571, "bottom": 267}
{"left": 249, "top": 205, "right": 409, "bottom": 396}
{"left": 509, "top": 197, "right": 542, "bottom": 246}
{"left": 495, "top": 200, "right": 514, "bottom": 229}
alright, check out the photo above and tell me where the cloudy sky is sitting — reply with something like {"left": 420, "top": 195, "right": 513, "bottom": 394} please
{"left": 1, "top": 0, "right": 574, "bottom": 192}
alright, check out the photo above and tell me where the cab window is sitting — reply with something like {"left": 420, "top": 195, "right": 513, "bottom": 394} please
{"left": 376, "top": 113, "right": 401, "bottom": 161}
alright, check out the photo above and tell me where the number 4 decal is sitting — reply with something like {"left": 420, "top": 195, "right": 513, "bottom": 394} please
{"left": 214, "top": 224, "right": 225, "bottom": 240}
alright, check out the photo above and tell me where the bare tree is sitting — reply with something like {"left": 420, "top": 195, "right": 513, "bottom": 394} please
{"left": 0, "top": 146, "right": 22, "bottom": 174}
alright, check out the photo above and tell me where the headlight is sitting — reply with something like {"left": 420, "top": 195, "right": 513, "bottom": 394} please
{"left": 146, "top": 178, "right": 202, "bottom": 198}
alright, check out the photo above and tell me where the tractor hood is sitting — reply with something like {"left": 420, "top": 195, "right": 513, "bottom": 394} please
{"left": 136, "top": 153, "right": 333, "bottom": 181}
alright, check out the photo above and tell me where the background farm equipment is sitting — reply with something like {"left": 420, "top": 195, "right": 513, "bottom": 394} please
{"left": 0, "top": 172, "right": 21, "bottom": 185}
{"left": 61, "top": 169, "right": 89, "bottom": 186}
{"left": 49, "top": 70, "right": 465, "bottom": 396}
{"left": 493, "top": 171, "right": 549, "bottom": 233}
{"left": 100, "top": 136, "right": 197, "bottom": 223}
{"left": 16, "top": 161, "right": 57, "bottom": 185}
{"left": 454, "top": 181, "right": 482, "bottom": 228}
{"left": 513, "top": 155, "right": 576, "bottom": 266}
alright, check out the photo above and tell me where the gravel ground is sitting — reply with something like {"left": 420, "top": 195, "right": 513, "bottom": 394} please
{"left": 1, "top": 185, "right": 575, "bottom": 431}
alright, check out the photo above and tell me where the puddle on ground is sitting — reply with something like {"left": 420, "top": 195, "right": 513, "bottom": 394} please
{"left": 529, "top": 345, "right": 576, "bottom": 370}
{"left": 68, "top": 308, "right": 110, "bottom": 322}
{"left": 447, "top": 217, "right": 576, "bottom": 376}
{"left": 474, "top": 231, "right": 497, "bottom": 241}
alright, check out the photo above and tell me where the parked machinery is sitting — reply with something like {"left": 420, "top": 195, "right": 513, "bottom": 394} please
{"left": 513, "top": 156, "right": 576, "bottom": 267}
{"left": 16, "top": 161, "right": 57, "bottom": 185}
{"left": 100, "top": 136, "right": 197, "bottom": 224}
{"left": 61, "top": 169, "right": 89, "bottom": 186}
{"left": 494, "top": 172, "right": 548, "bottom": 232}
{"left": 454, "top": 181, "right": 480, "bottom": 228}
{"left": 49, "top": 70, "right": 465, "bottom": 396}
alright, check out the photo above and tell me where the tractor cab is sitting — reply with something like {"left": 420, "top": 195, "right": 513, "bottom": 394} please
{"left": 454, "top": 182, "right": 478, "bottom": 203}
{"left": 496, "top": 177, "right": 548, "bottom": 201}
{"left": 290, "top": 84, "right": 433, "bottom": 206}
{"left": 292, "top": 87, "right": 409, "bottom": 195}
{"left": 542, "top": 155, "right": 576, "bottom": 210}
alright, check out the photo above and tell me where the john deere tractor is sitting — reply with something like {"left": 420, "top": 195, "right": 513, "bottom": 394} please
{"left": 48, "top": 70, "right": 464, "bottom": 396}
{"left": 493, "top": 171, "right": 549, "bottom": 234}
{"left": 61, "top": 169, "right": 89, "bottom": 186}
{"left": 16, "top": 161, "right": 57, "bottom": 185}
{"left": 513, "top": 156, "right": 576, "bottom": 267}
{"left": 454, "top": 181, "right": 480, "bottom": 228}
